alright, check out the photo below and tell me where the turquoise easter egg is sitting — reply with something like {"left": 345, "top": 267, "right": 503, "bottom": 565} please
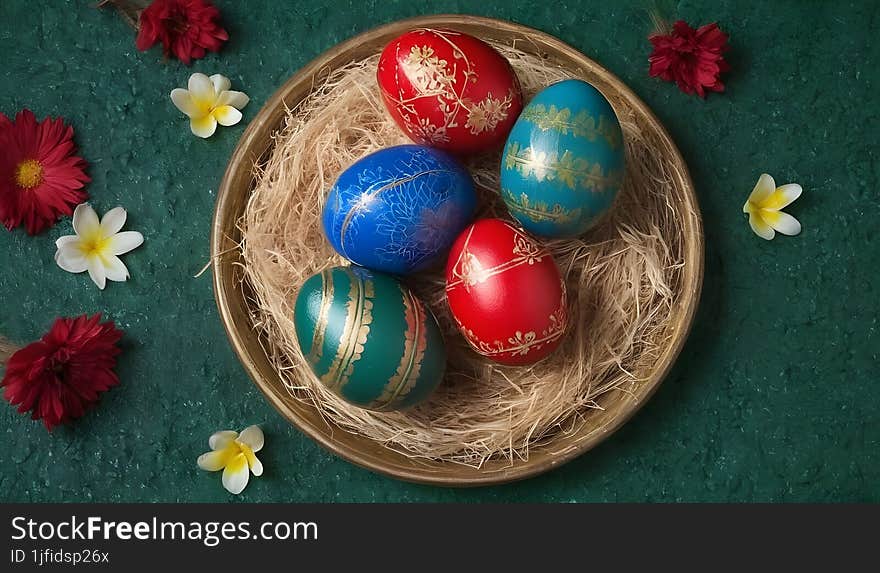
{"left": 293, "top": 266, "right": 446, "bottom": 411}
{"left": 500, "top": 79, "right": 624, "bottom": 237}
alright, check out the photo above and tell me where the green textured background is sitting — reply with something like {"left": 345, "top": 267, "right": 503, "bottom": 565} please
{"left": 0, "top": 0, "right": 877, "bottom": 502}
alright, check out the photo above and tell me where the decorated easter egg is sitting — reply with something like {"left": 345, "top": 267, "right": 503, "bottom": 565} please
{"left": 378, "top": 28, "right": 523, "bottom": 154}
{"left": 294, "top": 266, "right": 446, "bottom": 411}
{"left": 323, "top": 145, "right": 476, "bottom": 275}
{"left": 500, "top": 79, "right": 624, "bottom": 237}
{"left": 445, "top": 218, "right": 567, "bottom": 366}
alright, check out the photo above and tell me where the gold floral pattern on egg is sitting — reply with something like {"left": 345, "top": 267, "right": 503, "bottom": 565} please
{"left": 504, "top": 142, "right": 622, "bottom": 193}
{"left": 502, "top": 189, "right": 583, "bottom": 225}
{"left": 454, "top": 297, "right": 567, "bottom": 359}
{"left": 464, "top": 91, "right": 516, "bottom": 135}
{"left": 520, "top": 104, "right": 621, "bottom": 149}
{"left": 379, "top": 28, "right": 522, "bottom": 152}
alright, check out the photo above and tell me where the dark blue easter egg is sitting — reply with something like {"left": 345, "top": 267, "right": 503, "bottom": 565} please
{"left": 500, "top": 79, "right": 625, "bottom": 238}
{"left": 322, "top": 145, "right": 476, "bottom": 275}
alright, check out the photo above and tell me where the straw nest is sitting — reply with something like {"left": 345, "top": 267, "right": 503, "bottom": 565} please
{"left": 239, "top": 46, "right": 688, "bottom": 467}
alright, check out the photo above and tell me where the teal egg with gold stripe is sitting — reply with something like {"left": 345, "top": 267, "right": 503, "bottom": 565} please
{"left": 293, "top": 266, "right": 446, "bottom": 411}
{"left": 500, "top": 79, "right": 624, "bottom": 237}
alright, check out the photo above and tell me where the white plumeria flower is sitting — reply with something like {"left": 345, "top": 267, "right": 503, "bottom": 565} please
{"left": 743, "top": 173, "right": 803, "bottom": 240}
{"left": 197, "top": 425, "right": 264, "bottom": 495}
{"left": 171, "top": 73, "right": 249, "bottom": 138}
{"left": 55, "top": 203, "right": 144, "bottom": 290}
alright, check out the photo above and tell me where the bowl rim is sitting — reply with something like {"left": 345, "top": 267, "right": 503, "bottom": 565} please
{"left": 211, "top": 14, "right": 704, "bottom": 487}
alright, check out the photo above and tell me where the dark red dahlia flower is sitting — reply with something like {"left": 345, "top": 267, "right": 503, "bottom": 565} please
{"left": 0, "top": 109, "right": 90, "bottom": 235}
{"left": 649, "top": 20, "right": 730, "bottom": 98}
{"left": 136, "top": 0, "right": 228, "bottom": 65}
{"left": 2, "top": 315, "right": 123, "bottom": 431}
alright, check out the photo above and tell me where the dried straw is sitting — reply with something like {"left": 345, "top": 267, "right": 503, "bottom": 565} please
{"left": 239, "top": 47, "right": 687, "bottom": 467}
{"left": 0, "top": 336, "right": 16, "bottom": 365}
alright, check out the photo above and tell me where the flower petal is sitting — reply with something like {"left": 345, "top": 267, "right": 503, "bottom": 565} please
{"left": 761, "top": 209, "right": 801, "bottom": 236}
{"left": 759, "top": 184, "right": 802, "bottom": 211}
{"left": 100, "top": 207, "right": 127, "bottom": 235}
{"left": 748, "top": 212, "right": 775, "bottom": 240}
{"left": 212, "top": 105, "right": 242, "bottom": 127}
{"left": 187, "top": 72, "right": 215, "bottom": 105}
{"left": 210, "top": 74, "right": 231, "bottom": 94}
{"left": 190, "top": 115, "right": 217, "bottom": 138}
{"left": 237, "top": 442, "right": 263, "bottom": 476}
{"left": 198, "top": 444, "right": 236, "bottom": 472}
{"left": 55, "top": 234, "right": 79, "bottom": 249}
{"left": 103, "top": 255, "right": 130, "bottom": 282}
{"left": 248, "top": 453, "right": 264, "bottom": 477}
{"left": 170, "top": 88, "right": 199, "bottom": 118}
{"left": 238, "top": 425, "right": 264, "bottom": 452}
{"left": 73, "top": 203, "right": 100, "bottom": 237}
{"left": 109, "top": 231, "right": 144, "bottom": 255}
{"left": 87, "top": 256, "right": 107, "bottom": 289}
{"left": 209, "top": 430, "right": 238, "bottom": 450}
{"left": 216, "top": 90, "right": 249, "bottom": 109}
{"left": 746, "top": 173, "right": 776, "bottom": 209}
{"left": 55, "top": 245, "right": 89, "bottom": 273}
{"left": 221, "top": 453, "right": 250, "bottom": 494}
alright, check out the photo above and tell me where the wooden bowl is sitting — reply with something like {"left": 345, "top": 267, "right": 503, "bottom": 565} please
{"left": 211, "top": 15, "right": 703, "bottom": 486}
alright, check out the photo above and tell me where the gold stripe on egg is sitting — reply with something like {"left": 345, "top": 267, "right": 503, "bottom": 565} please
{"left": 321, "top": 270, "right": 373, "bottom": 390}
{"left": 503, "top": 142, "right": 622, "bottom": 193}
{"left": 373, "top": 287, "right": 428, "bottom": 410}
{"left": 306, "top": 268, "right": 334, "bottom": 364}
{"left": 446, "top": 223, "right": 548, "bottom": 292}
{"left": 336, "top": 275, "right": 374, "bottom": 390}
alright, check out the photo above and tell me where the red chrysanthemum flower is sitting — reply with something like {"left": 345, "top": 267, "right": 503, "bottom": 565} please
{"left": 0, "top": 109, "right": 90, "bottom": 235}
{"left": 2, "top": 314, "right": 123, "bottom": 431}
{"left": 136, "top": 0, "right": 229, "bottom": 65}
{"left": 649, "top": 20, "right": 730, "bottom": 98}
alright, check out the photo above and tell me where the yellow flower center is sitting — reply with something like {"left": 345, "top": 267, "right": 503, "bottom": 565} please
{"left": 233, "top": 440, "right": 258, "bottom": 468}
{"left": 14, "top": 159, "right": 44, "bottom": 189}
{"left": 198, "top": 100, "right": 216, "bottom": 116}
{"left": 78, "top": 232, "right": 112, "bottom": 258}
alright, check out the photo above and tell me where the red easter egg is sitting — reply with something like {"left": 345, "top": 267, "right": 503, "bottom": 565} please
{"left": 445, "top": 218, "right": 567, "bottom": 365}
{"left": 377, "top": 28, "right": 523, "bottom": 154}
